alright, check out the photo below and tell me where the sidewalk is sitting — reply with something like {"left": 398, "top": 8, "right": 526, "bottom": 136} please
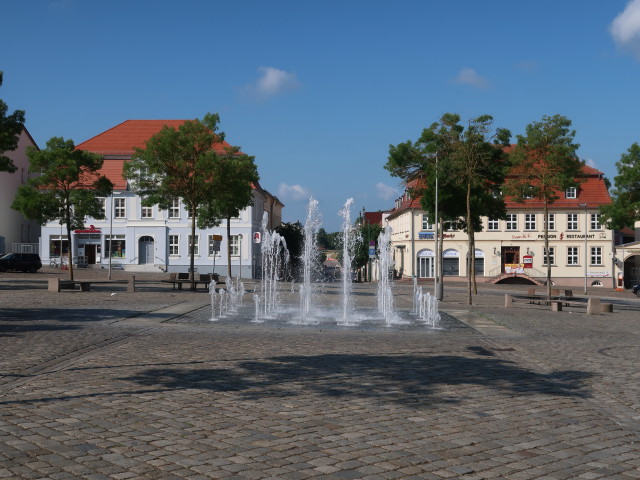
{"left": 1, "top": 270, "right": 639, "bottom": 479}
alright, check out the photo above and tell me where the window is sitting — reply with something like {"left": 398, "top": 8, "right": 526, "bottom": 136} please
{"left": 525, "top": 213, "right": 536, "bottom": 230}
{"left": 567, "top": 213, "right": 578, "bottom": 231}
{"left": 506, "top": 214, "right": 518, "bottom": 231}
{"left": 141, "top": 206, "right": 153, "bottom": 218}
{"left": 188, "top": 235, "right": 199, "bottom": 256}
{"left": 169, "top": 235, "right": 179, "bottom": 256}
{"left": 114, "top": 197, "right": 126, "bottom": 218}
{"left": 49, "top": 235, "right": 69, "bottom": 257}
{"left": 421, "top": 214, "right": 432, "bottom": 230}
{"left": 565, "top": 187, "right": 577, "bottom": 199}
{"left": 543, "top": 247, "right": 555, "bottom": 266}
{"left": 590, "top": 213, "right": 602, "bottom": 230}
{"left": 487, "top": 218, "right": 499, "bottom": 231}
{"left": 97, "top": 198, "right": 106, "bottom": 217}
{"left": 105, "top": 234, "right": 126, "bottom": 258}
{"left": 567, "top": 246, "right": 579, "bottom": 265}
{"left": 229, "top": 235, "right": 240, "bottom": 256}
{"left": 169, "top": 199, "right": 180, "bottom": 218}
{"left": 590, "top": 246, "right": 602, "bottom": 266}
{"left": 546, "top": 214, "right": 556, "bottom": 230}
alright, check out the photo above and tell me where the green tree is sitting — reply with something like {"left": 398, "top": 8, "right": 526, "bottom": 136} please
{"left": 600, "top": 143, "right": 640, "bottom": 230}
{"left": 353, "top": 220, "right": 383, "bottom": 279}
{"left": 208, "top": 153, "right": 259, "bottom": 279}
{"left": 504, "top": 114, "right": 584, "bottom": 296}
{"left": 12, "top": 137, "right": 113, "bottom": 280}
{"left": 0, "top": 71, "right": 26, "bottom": 173}
{"left": 450, "top": 115, "right": 510, "bottom": 304}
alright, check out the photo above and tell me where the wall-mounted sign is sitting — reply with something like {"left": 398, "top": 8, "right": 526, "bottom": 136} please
{"left": 418, "top": 232, "right": 435, "bottom": 239}
{"left": 253, "top": 232, "right": 261, "bottom": 244}
{"left": 522, "top": 255, "right": 533, "bottom": 268}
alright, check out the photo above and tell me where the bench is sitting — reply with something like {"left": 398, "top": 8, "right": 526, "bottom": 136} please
{"left": 506, "top": 293, "right": 611, "bottom": 315}
{"left": 48, "top": 277, "right": 136, "bottom": 293}
{"left": 162, "top": 273, "right": 219, "bottom": 291}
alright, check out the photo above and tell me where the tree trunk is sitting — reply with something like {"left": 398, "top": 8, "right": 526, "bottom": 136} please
{"left": 466, "top": 182, "right": 474, "bottom": 305}
{"left": 544, "top": 202, "right": 552, "bottom": 298}
{"left": 189, "top": 209, "right": 196, "bottom": 285}
{"left": 66, "top": 216, "right": 74, "bottom": 281}
{"left": 226, "top": 216, "right": 232, "bottom": 279}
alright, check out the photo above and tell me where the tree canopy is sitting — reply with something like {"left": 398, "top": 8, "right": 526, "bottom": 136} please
{"left": 600, "top": 142, "right": 640, "bottom": 230}
{"left": 123, "top": 113, "right": 258, "bottom": 280}
{"left": 0, "top": 71, "right": 26, "bottom": 173}
{"left": 504, "top": 114, "right": 584, "bottom": 294}
{"left": 12, "top": 137, "right": 113, "bottom": 280}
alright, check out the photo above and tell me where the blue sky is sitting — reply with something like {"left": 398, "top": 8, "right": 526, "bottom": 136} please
{"left": 2, "top": 0, "right": 640, "bottom": 231}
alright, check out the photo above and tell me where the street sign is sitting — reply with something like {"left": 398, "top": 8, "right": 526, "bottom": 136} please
{"left": 210, "top": 234, "right": 223, "bottom": 252}
{"left": 368, "top": 246, "right": 376, "bottom": 259}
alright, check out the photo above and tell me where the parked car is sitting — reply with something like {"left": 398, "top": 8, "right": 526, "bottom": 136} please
{"left": 0, "top": 253, "right": 42, "bottom": 273}
{"left": 633, "top": 284, "right": 640, "bottom": 297}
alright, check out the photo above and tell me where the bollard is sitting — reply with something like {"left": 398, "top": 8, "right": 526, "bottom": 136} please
{"left": 128, "top": 275, "right": 136, "bottom": 293}
{"left": 48, "top": 277, "right": 61, "bottom": 292}
{"left": 504, "top": 294, "right": 512, "bottom": 308}
{"left": 551, "top": 301, "right": 562, "bottom": 312}
{"left": 587, "top": 297, "right": 601, "bottom": 315}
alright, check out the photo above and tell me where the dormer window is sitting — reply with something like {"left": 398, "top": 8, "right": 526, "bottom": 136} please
{"left": 565, "top": 187, "right": 577, "bottom": 199}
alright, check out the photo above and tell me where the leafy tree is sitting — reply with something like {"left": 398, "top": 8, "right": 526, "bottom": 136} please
{"left": 353, "top": 220, "right": 383, "bottom": 279}
{"left": 600, "top": 143, "right": 640, "bottom": 230}
{"left": 504, "top": 114, "right": 584, "bottom": 296}
{"left": 0, "top": 71, "right": 26, "bottom": 173}
{"left": 12, "top": 137, "right": 113, "bottom": 280}
{"left": 124, "top": 113, "right": 258, "bottom": 281}
{"left": 449, "top": 115, "right": 510, "bottom": 304}
{"left": 208, "top": 151, "right": 259, "bottom": 279}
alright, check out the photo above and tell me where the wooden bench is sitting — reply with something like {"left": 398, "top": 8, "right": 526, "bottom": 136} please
{"left": 162, "top": 273, "right": 219, "bottom": 291}
{"left": 48, "top": 277, "right": 135, "bottom": 292}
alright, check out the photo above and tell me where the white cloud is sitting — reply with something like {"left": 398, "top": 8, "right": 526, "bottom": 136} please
{"left": 247, "top": 67, "right": 301, "bottom": 100}
{"left": 584, "top": 157, "right": 599, "bottom": 169}
{"left": 278, "top": 182, "right": 310, "bottom": 201}
{"left": 453, "top": 67, "right": 489, "bottom": 89}
{"left": 376, "top": 182, "right": 399, "bottom": 201}
{"left": 610, "top": 0, "right": 640, "bottom": 59}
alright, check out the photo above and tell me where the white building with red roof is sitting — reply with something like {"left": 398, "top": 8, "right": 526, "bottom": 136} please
{"left": 385, "top": 165, "right": 622, "bottom": 289}
{"left": 0, "top": 128, "right": 40, "bottom": 254}
{"left": 39, "top": 120, "right": 283, "bottom": 277}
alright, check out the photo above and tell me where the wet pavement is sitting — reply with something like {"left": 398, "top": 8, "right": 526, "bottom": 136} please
{"left": 1, "top": 268, "right": 640, "bottom": 479}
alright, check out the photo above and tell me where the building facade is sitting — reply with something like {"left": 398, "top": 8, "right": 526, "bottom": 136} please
{"left": 386, "top": 166, "right": 620, "bottom": 289}
{"left": 0, "top": 128, "right": 40, "bottom": 254}
{"left": 39, "top": 120, "right": 283, "bottom": 277}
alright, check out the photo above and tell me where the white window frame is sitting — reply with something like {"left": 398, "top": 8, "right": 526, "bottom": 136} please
{"left": 590, "top": 246, "right": 602, "bottom": 266}
{"left": 506, "top": 214, "right": 518, "bottom": 231}
{"left": 565, "top": 187, "right": 577, "bottom": 199}
{"left": 546, "top": 214, "right": 556, "bottom": 230}
{"left": 567, "top": 246, "right": 579, "bottom": 265}
{"left": 229, "top": 235, "right": 240, "bottom": 256}
{"left": 141, "top": 205, "right": 153, "bottom": 219}
{"left": 487, "top": 218, "right": 499, "bottom": 231}
{"left": 590, "top": 213, "right": 602, "bottom": 231}
{"left": 421, "top": 214, "right": 432, "bottom": 230}
{"left": 169, "top": 199, "right": 180, "bottom": 219}
{"left": 114, "top": 197, "right": 126, "bottom": 219}
{"left": 188, "top": 234, "right": 199, "bottom": 256}
{"left": 169, "top": 235, "right": 179, "bottom": 256}
{"left": 567, "top": 213, "right": 578, "bottom": 231}
{"left": 543, "top": 246, "right": 555, "bottom": 266}
{"left": 525, "top": 213, "right": 536, "bottom": 231}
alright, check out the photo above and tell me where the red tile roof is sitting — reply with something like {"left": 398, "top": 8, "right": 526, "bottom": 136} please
{"left": 76, "top": 119, "right": 232, "bottom": 155}
{"left": 76, "top": 120, "right": 235, "bottom": 190}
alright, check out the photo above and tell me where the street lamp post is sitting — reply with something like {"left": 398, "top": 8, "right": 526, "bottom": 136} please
{"left": 579, "top": 203, "right": 588, "bottom": 295}
{"left": 238, "top": 234, "right": 243, "bottom": 280}
{"left": 108, "top": 192, "right": 121, "bottom": 280}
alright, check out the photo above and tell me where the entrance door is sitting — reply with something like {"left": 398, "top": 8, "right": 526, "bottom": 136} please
{"left": 85, "top": 245, "right": 96, "bottom": 264}
{"left": 417, "top": 256, "right": 433, "bottom": 278}
{"left": 138, "top": 236, "right": 154, "bottom": 264}
{"left": 501, "top": 246, "right": 520, "bottom": 272}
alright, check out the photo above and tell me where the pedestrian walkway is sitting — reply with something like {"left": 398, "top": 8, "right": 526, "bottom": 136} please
{"left": 1, "top": 270, "right": 639, "bottom": 479}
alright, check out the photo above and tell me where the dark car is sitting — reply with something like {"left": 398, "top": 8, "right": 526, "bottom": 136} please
{"left": 0, "top": 253, "right": 42, "bottom": 273}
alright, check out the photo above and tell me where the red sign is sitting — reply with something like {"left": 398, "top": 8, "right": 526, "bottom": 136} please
{"left": 523, "top": 255, "right": 533, "bottom": 268}
{"left": 74, "top": 225, "right": 102, "bottom": 234}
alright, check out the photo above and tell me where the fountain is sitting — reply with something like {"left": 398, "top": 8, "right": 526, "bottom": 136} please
{"left": 299, "top": 198, "right": 321, "bottom": 322}
{"left": 207, "top": 199, "right": 444, "bottom": 330}
{"left": 337, "top": 198, "right": 357, "bottom": 325}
